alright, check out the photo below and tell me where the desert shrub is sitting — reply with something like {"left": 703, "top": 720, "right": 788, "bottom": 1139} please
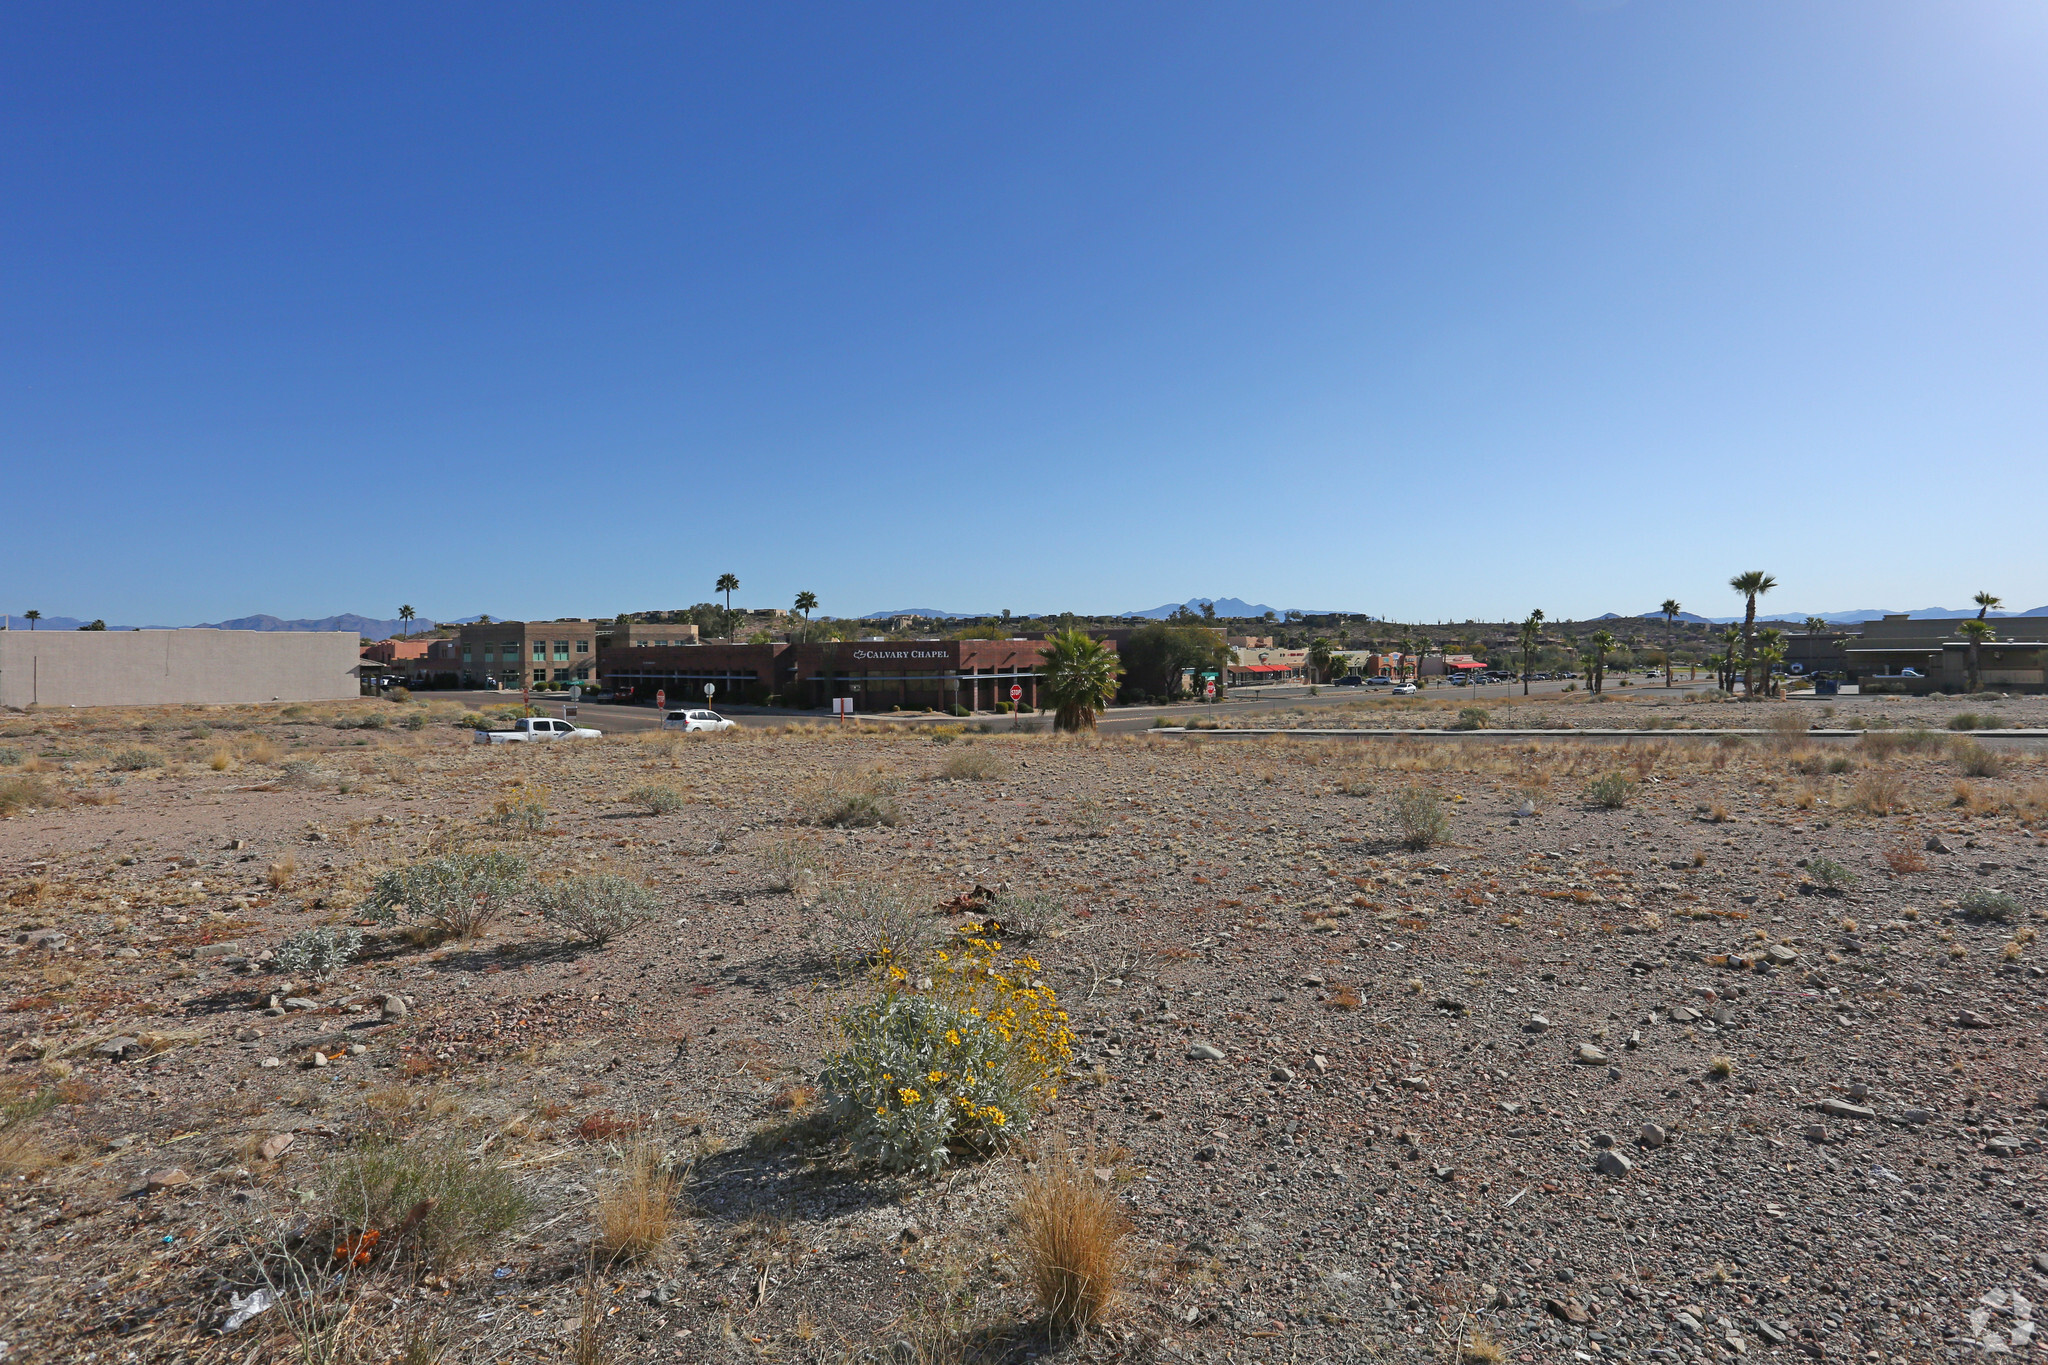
{"left": 322, "top": 1137, "right": 531, "bottom": 1271}
{"left": 1451, "top": 708, "right": 1491, "bottom": 731}
{"left": 820, "top": 931, "right": 1072, "bottom": 1173}
{"left": 1766, "top": 710, "right": 1808, "bottom": 748}
{"left": 593, "top": 1137, "right": 683, "bottom": 1263}
{"left": 1952, "top": 740, "right": 2006, "bottom": 778}
{"left": 1826, "top": 754, "right": 1856, "bottom": 774}
{"left": 0, "top": 1086, "right": 59, "bottom": 1178}
{"left": 368, "top": 851, "right": 528, "bottom": 939}
{"left": 0, "top": 747, "right": 20, "bottom": 766}
{"left": 455, "top": 713, "right": 490, "bottom": 730}
{"left": 267, "top": 856, "right": 297, "bottom": 890}
{"left": 1882, "top": 842, "right": 1929, "bottom": 874}
{"left": 1959, "top": 889, "right": 2020, "bottom": 923}
{"left": 358, "top": 712, "right": 388, "bottom": 731}
{"left": 1861, "top": 729, "right": 1942, "bottom": 760}
{"left": 1949, "top": 712, "right": 2003, "bottom": 732}
{"left": 796, "top": 771, "right": 900, "bottom": 828}
{"left": 0, "top": 776, "right": 65, "bottom": 816}
{"left": 487, "top": 781, "right": 548, "bottom": 832}
{"left": 240, "top": 735, "right": 281, "bottom": 764}
{"left": 1017, "top": 1151, "right": 1129, "bottom": 1335}
{"left": 1585, "top": 771, "right": 1637, "bottom": 809}
{"left": 534, "top": 874, "right": 659, "bottom": 946}
{"left": 1065, "top": 797, "right": 1108, "bottom": 835}
{"left": 1806, "top": 857, "right": 1857, "bottom": 891}
{"left": 109, "top": 746, "right": 164, "bottom": 771}
{"left": 401, "top": 712, "right": 427, "bottom": 731}
{"left": 1848, "top": 772, "right": 1906, "bottom": 815}
{"left": 273, "top": 926, "right": 364, "bottom": 979}
{"left": 760, "top": 835, "right": 825, "bottom": 895}
{"left": 1391, "top": 787, "right": 1448, "bottom": 850}
{"left": 278, "top": 760, "right": 321, "bottom": 789}
{"left": 626, "top": 783, "right": 687, "bottom": 815}
{"left": 816, "top": 880, "right": 936, "bottom": 962}
{"left": 982, "top": 889, "right": 1065, "bottom": 941}
{"left": 939, "top": 747, "right": 1007, "bottom": 781}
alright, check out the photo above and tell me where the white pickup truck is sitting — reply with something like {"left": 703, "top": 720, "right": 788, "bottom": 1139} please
{"left": 474, "top": 717, "right": 603, "bottom": 744}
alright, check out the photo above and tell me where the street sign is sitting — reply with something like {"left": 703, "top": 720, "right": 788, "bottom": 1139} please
{"left": 655, "top": 689, "right": 665, "bottom": 710}
{"left": 570, "top": 685, "right": 581, "bottom": 702}
{"left": 832, "top": 697, "right": 854, "bottom": 717}
{"left": 1204, "top": 679, "right": 1216, "bottom": 698}
{"left": 704, "top": 683, "right": 715, "bottom": 700}
{"left": 564, "top": 705, "right": 577, "bottom": 719}
{"left": 1009, "top": 684, "right": 1023, "bottom": 703}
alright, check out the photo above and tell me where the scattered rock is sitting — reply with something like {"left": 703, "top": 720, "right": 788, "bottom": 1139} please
{"left": 1639, "top": 1123, "right": 1669, "bottom": 1150}
{"left": 257, "top": 1133, "right": 295, "bottom": 1161}
{"left": 142, "top": 1168, "right": 189, "bottom": 1192}
{"left": 381, "top": 994, "right": 409, "bottom": 1020}
{"left": 1957, "top": 1010, "right": 1996, "bottom": 1029}
{"left": 1186, "top": 1042, "right": 1226, "bottom": 1061}
{"left": 1575, "top": 1043, "right": 1608, "bottom": 1065}
{"left": 1596, "top": 1150, "right": 1634, "bottom": 1177}
{"left": 94, "top": 1036, "right": 142, "bottom": 1059}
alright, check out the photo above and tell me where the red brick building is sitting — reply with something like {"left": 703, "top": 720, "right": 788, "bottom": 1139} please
{"left": 600, "top": 639, "right": 1074, "bottom": 712}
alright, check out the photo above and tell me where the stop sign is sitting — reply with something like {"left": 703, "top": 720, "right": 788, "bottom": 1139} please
{"left": 655, "top": 689, "right": 665, "bottom": 710}
{"left": 1009, "top": 684, "right": 1023, "bottom": 703}
{"left": 1205, "top": 679, "right": 1216, "bottom": 698}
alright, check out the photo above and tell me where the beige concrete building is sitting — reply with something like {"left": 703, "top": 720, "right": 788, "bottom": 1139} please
{"left": 0, "top": 629, "right": 362, "bottom": 708}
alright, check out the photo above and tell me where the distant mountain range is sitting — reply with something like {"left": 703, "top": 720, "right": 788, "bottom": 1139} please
{"left": 1610, "top": 606, "right": 2048, "bottom": 626}
{"left": 1124, "top": 597, "right": 1342, "bottom": 620}
{"left": 0, "top": 613, "right": 488, "bottom": 640}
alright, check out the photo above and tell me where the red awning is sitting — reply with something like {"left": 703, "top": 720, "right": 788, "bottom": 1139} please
{"left": 1234, "top": 664, "right": 1294, "bottom": 673}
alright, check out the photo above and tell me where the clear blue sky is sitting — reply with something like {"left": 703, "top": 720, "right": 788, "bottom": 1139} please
{"left": 5, "top": 3, "right": 2045, "bottom": 625}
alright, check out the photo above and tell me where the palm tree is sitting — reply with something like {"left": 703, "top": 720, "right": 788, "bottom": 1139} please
{"left": 794, "top": 591, "right": 817, "bottom": 622}
{"left": 1716, "top": 627, "right": 1741, "bottom": 692}
{"left": 715, "top": 573, "right": 740, "bottom": 640}
{"left": 24, "top": 610, "right": 40, "bottom": 631}
{"left": 1728, "top": 571, "right": 1777, "bottom": 697}
{"left": 1038, "top": 628, "right": 1122, "bottom": 732}
{"left": 476, "top": 614, "right": 493, "bottom": 625}
{"left": 1960, "top": 618, "right": 1995, "bottom": 692}
{"left": 1307, "top": 637, "right": 1339, "bottom": 684}
{"left": 1803, "top": 616, "right": 1827, "bottom": 635}
{"left": 1755, "top": 627, "right": 1786, "bottom": 698}
{"left": 1975, "top": 592, "right": 2002, "bottom": 620}
{"left": 1659, "top": 600, "right": 1681, "bottom": 687}
{"left": 398, "top": 604, "right": 416, "bottom": 636}
{"left": 1585, "top": 629, "right": 1617, "bottom": 694}
{"left": 1519, "top": 610, "right": 1544, "bottom": 696}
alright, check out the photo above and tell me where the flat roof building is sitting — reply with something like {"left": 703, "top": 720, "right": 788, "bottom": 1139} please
{"left": 0, "top": 629, "right": 362, "bottom": 708}
{"left": 600, "top": 638, "right": 1069, "bottom": 712}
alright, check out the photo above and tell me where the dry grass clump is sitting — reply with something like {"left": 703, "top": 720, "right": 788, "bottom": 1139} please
{"left": 0, "top": 1084, "right": 59, "bottom": 1177}
{"left": 1709, "top": 1055, "right": 1735, "bottom": 1079}
{"left": 1766, "top": 709, "right": 1809, "bottom": 749}
{"left": 321, "top": 1137, "right": 531, "bottom": 1272}
{"left": 594, "top": 1137, "right": 683, "bottom": 1263}
{"left": 1848, "top": 772, "right": 1905, "bottom": 816}
{"left": 1459, "top": 1332, "right": 1508, "bottom": 1365}
{"left": 487, "top": 780, "right": 549, "bottom": 832}
{"left": 759, "top": 835, "right": 826, "bottom": 896}
{"left": 795, "top": 770, "right": 900, "bottom": 828}
{"left": 1391, "top": 786, "right": 1449, "bottom": 850}
{"left": 267, "top": 856, "right": 297, "bottom": 890}
{"left": 937, "top": 746, "right": 1007, "bottom": 781}
{"left": 1952, "top": 740, "right": 2006, "bottom": 779}
{"left": 0, "top": 775, "right": 68, "bottom": 816}
{"left": 1016, "top": 1153, "right": 1128, "bottom": 1335}
{"left": 1882, "top": 842, "right": 1929, "bottom": 874}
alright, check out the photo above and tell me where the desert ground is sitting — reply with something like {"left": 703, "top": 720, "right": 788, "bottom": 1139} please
{"left": 3, "top": 695, "right": 2047, "bottom": 1365}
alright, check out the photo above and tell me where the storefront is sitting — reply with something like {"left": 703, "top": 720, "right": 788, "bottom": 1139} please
{"left": 598, "top": 639, "right": 1065, "bottom": 712}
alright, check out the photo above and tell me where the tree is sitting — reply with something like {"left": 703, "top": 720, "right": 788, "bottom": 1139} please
{"left": 1755, "top": 628, "right": 1785, "bottom": 698}
{"left": 398, "top": 604, "right": 416, "bottom": 635}
{"left": 794, "top": 591, "right": 818, "bottom": 622}
{"left": 1584, "top": 629, "right": 1617, "bottom": 694}
{"left": 1803, "top": 616, "right": 1827, "bottom": 635}
{"left": 1716, "top": 626, "right": 1742, "bottom": 693}
{"left": 1975, "top": 592, "right": 2002, "bottom": 620}
{"left": 1200, "top": 601, "right": 1217, "bottom": 621}
{"left": 1307, "top": 637, "right": 1341, "bottom": 684}
{"left": 476, "top": 614, "right": 493, "bottom": 625}
{"left": 23, "top": 610, "right": 39, "bottom": 630}
{"left": 1960, "top": 618, "right": 1995, "bottom": 692}
{"left": 78, "top": 619, "right": 106, "bottom": 631}
{"left": 1660, "top": 600, "right": 1681, "bottom": 688}
{"left": 1038, "top": 629, "right": 1122, "bottom": 732}
{"left": 1728, "top": 571, "right": 1777, "bottom": 697}
{"left": 1520, "top": 610, "right": 1545, "bottom": 696}
{"left": 1118, "top": 623, "right": 1227, "bottom": 702}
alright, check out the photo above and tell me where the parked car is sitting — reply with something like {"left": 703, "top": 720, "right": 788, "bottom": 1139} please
{"left": 662, "top": 709, "right": 736, "bottom": 732}
{"left": 1334, "top": 675, "right": 1363, "bottom": 687}
{"left": 474, "top": 717, "right": 603, "bottom": 744}
{"left": 1365, "top": 676, "right": 1395, "bottom": 688}
{"left": 1391, "top": 682, "right": 1417, "bottom": 696}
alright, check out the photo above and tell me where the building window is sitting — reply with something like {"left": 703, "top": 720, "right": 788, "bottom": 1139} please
{"left": 576, "top": 640, "right": 589, "bottom": 654}
{"left": 533, "top": 669, "right": 546, "bottom": 683}
{"left": 575, "top": 667, "right": 589, "bottom": 680}
{"left": 461, "top": 647, "right": 472, "bottom": 663}
{"left": 531, "top": 642, "right": 545, "bottom": 662}
{"left": 553, "top": 641, "right": 569, "bottom": 661}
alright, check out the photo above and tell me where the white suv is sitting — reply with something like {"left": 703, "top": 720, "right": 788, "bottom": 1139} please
{"left": 661, "top": 709, "right": 735, "bottom": 733}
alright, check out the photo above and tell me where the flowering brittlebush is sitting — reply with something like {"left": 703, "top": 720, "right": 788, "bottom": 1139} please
{"left": 820, "top": 925, "right": 1074, "bottom": 1173}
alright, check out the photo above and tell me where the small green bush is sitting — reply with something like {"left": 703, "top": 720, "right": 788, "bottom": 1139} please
{"left": 816, "top": 880, "right": 936, "bottom": 962}
{"left": 1959, "top": 889, "right": 2020, "bottom": 923}
{"left": 368, "top": 851, "right": 528, "bottom": 939}
{"left": 760, "top": 835, "right": 824, "bottom": 896}
{"left": 455, "top": 713, "right": 490, "bottom": 730}
{"left": 626, "top": 783, "right": 687, "bottom": 815}
{"left": 401, "top": 712, "right": 427, "bottom": 731}
{"left": 820, "top": 936, "right": 1072, "bottom": 1173}
{"left": 797, "top": 773, "right": 900, "bottom": 828}
{"left": 1450, "top": 708, "right": 1491, "bottom": 731}
{"left": 1392, "top": 787, "right": 1449, "bottom": 850}
{"left": 0, "top": 747, "right": 20, "bottom": 767}
{"left": 109, "top": 746, "right": 164, "bottom": 771}
{"left": 982, "top": 889, "right": 1064, "bottom": 941}
{"left": 1805, "top": 857, "right": 1857, "bottom": 891}
{"left": 1586, "top": 771, "right": 1637, "bottom": 809}
{"left": 272, "top": 926, "right": 363, "bottom": 978}
{"left": 487, "top": 783, "right": 548, "bottom": 833}
{"left": 533, "top": 873, "right": 659, "bottom": 946}
{"left": 939, "top": 747, "right": 1006, "bottom": 781}
{"left": 1948, "top": 712, "right": 2003, "bottom": 732}
{"left": 322, "top": 1138, "right": 531, "bottom": 1271}
{"left": 1953, "top": 740, "right": 2006, "bottom": 778}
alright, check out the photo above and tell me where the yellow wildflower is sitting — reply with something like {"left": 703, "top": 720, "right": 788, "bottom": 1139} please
{"left": 898, "top": 1087, "right": 921, "bottom": 1105}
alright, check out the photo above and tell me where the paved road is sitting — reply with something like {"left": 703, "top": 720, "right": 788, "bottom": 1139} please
{"left": 426, "top": 675, "right": 1713, "bottom": 737}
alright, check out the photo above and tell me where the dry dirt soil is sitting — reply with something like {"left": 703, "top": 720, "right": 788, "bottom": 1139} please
{"left": 3, "top": 698, "right": 2048, "bottom": 1365}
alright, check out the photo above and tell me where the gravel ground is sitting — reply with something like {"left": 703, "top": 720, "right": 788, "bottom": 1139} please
{"left": 3, "top": 698, "right": 2047, "bottom": 1363}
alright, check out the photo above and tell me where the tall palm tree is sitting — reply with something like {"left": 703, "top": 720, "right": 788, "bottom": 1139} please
{"left": 24, "top": 610, "right": 40, "bottom": 631}
{"left": 476, "top": 614, "right": 493, "bottom": 625}
{"left": 1975, "top": 592, "right": 2002, "bottom": 620}
{"left": 1803, "top": 616, "right": 1827, "bottom": 635}
{"left": 715, "top": 573, "right": 740, "bottom": 641}
{"left": 398, "top": 604, "right": 416, "bottom": 636}
{"left": 1660, "top": 600, "right": 1681, "bottom": 687}
{"left": 1728, "top": 571, "right": 1777, "bottom": 697}
{"left": 1717, "top": 627, "right": 1742, "bottom": 693}
{"left": 1038, "top": 628, "right": 1122, "bottom": 732}
{"left": 794, "top": 591, "right": 817, "bottom": 622}
{"left": 1520, "top": 610, "right": 1544, "bottom": 696}
{"left": 1585, "top": 629, "right": 1617, "bottom": 694}
{"left": 1960, "top": 618, "right": 1995, "bottom": 692}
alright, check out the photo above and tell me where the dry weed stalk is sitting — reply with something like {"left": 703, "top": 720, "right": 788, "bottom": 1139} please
{"left": 594, "top": 1137, "right": 682, "bottom": 1263}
